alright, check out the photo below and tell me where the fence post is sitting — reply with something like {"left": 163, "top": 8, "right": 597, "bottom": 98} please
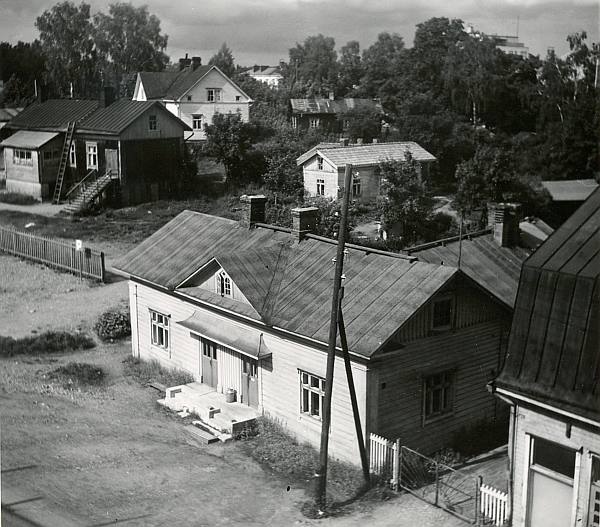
{"left": 476, "top": 475, "right": 482, "bottom": 526}
{"left": 434, "top": 461, "right": 440, "bottom": 506}
{"left": 393, "top": 439, "right": 400, "bottom": 491}
{"left": 398, "top": 445, "right": 403, "bottom": 490}
{"left": 100, "top": 252, "right": 105, "bottom": 283}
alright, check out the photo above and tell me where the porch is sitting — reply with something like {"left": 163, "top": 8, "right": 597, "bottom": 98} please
{"left": 158, "top": 381, "right": 259, "bottom": 440}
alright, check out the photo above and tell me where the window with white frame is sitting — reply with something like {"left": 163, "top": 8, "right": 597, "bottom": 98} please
{"left": 423, "top": 370, "right": 454, "bottom": 422}
{"left": 69, "top": 142, "right": 76, "bottom": 167}
{"left": 432, "top": 295, "right": 454, "bottom": 330}
{"left": 317, "top": 155, "right": 323, "bottom": 170}
{"left": 150, "top": 310, "right": 170, "bottom": 350}
{"left": 317, "top": 178, "right": 325, "bottom": 196}
{"left": 309, "top": 117, "right": 320, "bottom": 128}
{"left": 291, "top": 116, "right": 298, "bottom": 129}
{"left": 216, "top": 271, "right": 232, "bottom": 297}
{"left": 300, "top": 370, "right": 325, "bottom": 419}
{"left": 207, "top": 88, "right": 221, "bottom": 102}
{"left": 192, "top": 114, "right": 203, "bottom": 130}
{"left": 352, "top": 176, "right": 361, "bottom": 197}
{"left": 148, "top": 114, "right": 158, "bottom": 131}
{"left": 86, "top": 143, "right": 98, "bottom": 169}
{"left": 13, "top": 149, "right": 32, "bottom": 166}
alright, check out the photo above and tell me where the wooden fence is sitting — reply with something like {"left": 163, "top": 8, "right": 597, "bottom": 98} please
{"left": 0, "top": 225, "right": 105, "bottom": 282}
{"left": 480, "top": 482, "right": 508, "bottom": 526}
{"left": 369, "top": 433, "right": 400, "bottom": 488}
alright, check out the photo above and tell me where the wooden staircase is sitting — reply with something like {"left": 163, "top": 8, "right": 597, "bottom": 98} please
{"left": 52, "top": 121, "right": 76, "bottom": 204}
{"left": 61, "top": 171, "right": 114, "bottom": 215}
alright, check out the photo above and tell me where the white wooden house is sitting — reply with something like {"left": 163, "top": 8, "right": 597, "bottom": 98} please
{"left": 297, "top": 141, "right": 436, "bottom": 202}
{"left": 115, "top": 196, "right": 512, "bottom": 464}
{"left": 132, "top": 59, "right": 252, "bottom": 141}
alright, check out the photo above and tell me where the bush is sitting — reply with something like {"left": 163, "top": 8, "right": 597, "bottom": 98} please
{"left": 48, "top": 362, "right": 106, "bottom": 388}
{"left": 123, "top": 356, "right": 194, "bottom": 387}
{"left": 0, "top": 331, "right": 95, "bottom": 357}
{"left": 94, "top": 308, "right": 131, "bottom": 341}
{"left": 0, "top": 192, "right": 38, "bottom": 205}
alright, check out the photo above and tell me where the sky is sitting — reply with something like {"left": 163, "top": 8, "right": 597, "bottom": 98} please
{"left": 1, "top": 0, "right": 598, "bottom": 66}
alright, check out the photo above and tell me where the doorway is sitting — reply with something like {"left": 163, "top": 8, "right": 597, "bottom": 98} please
{"left": 201, "top": 339, "right": 218, "bottom": 388}
{"left": 241, "top": 357, "right": 258, "bottom": 408}
{"left": 105, "top": 148, "right": 118, "bottom": 177}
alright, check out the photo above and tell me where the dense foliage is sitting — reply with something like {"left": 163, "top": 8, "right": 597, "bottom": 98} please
{"left": 94, "top": 308, "right": 131, "bottom": 341}
{"left": 0, "top": 331, "right": 95, "bottom": 357}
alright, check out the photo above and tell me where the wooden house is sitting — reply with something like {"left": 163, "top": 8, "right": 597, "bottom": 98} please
{"left": 491, "top": 189, "right": 600, "bottom": 527}
{"left": 1, "top": 97, "right": 191, "bottom": 206}
{"left": 132, "top": 57, "right": 252, "bottom": 141}
{"left": 297, "top": 141, "right": 436, "bottom": 202}
{"left": 114, "top": 196, "right": 512, "bottom": 464}
{"left": 241, "top": 65, "right": 283, "bottom": 87}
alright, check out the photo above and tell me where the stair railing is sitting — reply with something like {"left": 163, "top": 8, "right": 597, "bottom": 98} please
{"left": 64, "top": 169, "right": 98, "bottom": 203}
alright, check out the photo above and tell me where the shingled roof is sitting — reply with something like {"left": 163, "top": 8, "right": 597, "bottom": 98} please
{"left": 114, "top": 210, "right": 457, "bottom": 357}
{"left": 495, "top": 188, "right": 600, "bottom": 422}
{"left": 290, "top": 98, "right": 383, "bottom": 115}
{"left": 5, "top": 99, "right": 99, "bottom": 132}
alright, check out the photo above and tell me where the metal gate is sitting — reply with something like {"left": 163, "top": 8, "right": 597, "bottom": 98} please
{"left": 399, "top": 446, "right": 479, "bottom": 523}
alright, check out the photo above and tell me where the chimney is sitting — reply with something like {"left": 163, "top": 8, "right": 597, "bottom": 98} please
{"left": 291, "top": 207, "right": 319, "bottom": 241}
{"left": 279, "top": 59, "right": 285, "bottom": 69}
{"left": 240, "top": 194, "right": 267, "bottom": 228}
{"left": 340, "top": 138, "right": 349, "bottom": 147}
{"left": 179, "top": 53, "right": 192, "bottom": 71}
{"left": 372, "top": 138, "right": 378, "bottom": 144}
{"left": 488, "top": 202, "right": 521, "bottom": 247}
{"left": 100, "top": 86, "right": 116, "bottom": 108}
{"left": 356, "top": 137, "right": 363, "bottom": 145}
{"left": 191, "top": 56, "right": 202, "bottom": 70}
{"left": 328, "top": 91, "right": 335, "bottom": 101}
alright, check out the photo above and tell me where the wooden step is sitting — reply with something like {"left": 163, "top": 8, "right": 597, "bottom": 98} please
{"left": 185, "top": 424, "right": 219, "bottom": 445}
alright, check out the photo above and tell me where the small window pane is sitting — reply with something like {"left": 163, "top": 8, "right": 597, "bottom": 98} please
{"left": 532, "top": 438, "right": 576, "bottom": 478}
{"left": 302, "top": 373, "right": 308, "bottom": 385}
{"left": 311, "top": 392, "right": 320, "bottom": 416}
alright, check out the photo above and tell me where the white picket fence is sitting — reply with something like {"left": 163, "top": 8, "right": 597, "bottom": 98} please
{"left": 480, "top": 483, "right": 508, "bottom": 526}
{"left": 369, "top": 433, "right": 399, "bottom": 488}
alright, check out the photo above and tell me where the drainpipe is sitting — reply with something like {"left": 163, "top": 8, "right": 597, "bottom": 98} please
{"left": 134, "top": 284, "right": 141, "bottom": 358}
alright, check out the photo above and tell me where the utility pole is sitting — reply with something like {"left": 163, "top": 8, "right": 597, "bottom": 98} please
{"left": 316, "top": 163, "right": 353, "bottom": 513}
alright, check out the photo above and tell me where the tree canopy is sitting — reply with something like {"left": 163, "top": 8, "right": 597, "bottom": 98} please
{"left": 209, "top": 43, "right": 235, "bottom": 77}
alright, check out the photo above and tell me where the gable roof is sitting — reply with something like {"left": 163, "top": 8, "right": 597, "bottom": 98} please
{"left": 77, "top": 100, "right": 191, "bottom": 134}
{"left": 541, "top": 179, "right": 599, "bottom": 202}
{"left": 243, "top": 65, "right": 282, "bottom": 77}
{"left": 0, "top": 107, "right": 22, "bottom": 122}
{"left": 5, "top": 99, "right": 100, "bottom": 132}
{"left": 296, "top": 142, "right": 345, "bottom": 165}
{"left": 114, "top": 210, "right": 458, "bottom": 357}
{"left": 290, "top": 98, "right": 383, "bottom": 115}
{"left": 1, "top": 131, "right": 60, "bottom": 149}
{"left": 299, "top": 141, "right": 436, "bottom": 168}
{"left": 408, "top": 229, "right": 532, "bottom": 309}
{"left": 495, "top": 188, "right": 600, "bottom": 422}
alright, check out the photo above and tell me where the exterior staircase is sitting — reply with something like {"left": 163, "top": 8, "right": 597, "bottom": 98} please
{"left": 52, "top": 121, "right": 76, "bottom": 204}
{"left": 61, "top": 170, "right": 114, "bottom": 215}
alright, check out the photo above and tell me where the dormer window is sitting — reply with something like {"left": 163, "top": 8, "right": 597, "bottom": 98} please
{"left": 216, "top": 271, "right": 232, "bottom": 297}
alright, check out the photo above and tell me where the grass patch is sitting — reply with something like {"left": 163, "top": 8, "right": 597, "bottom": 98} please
{"left": 123, "top": 356, "right": 195, "bottom": 387}
{"left": 240, "top": 416, "right": 368, "bottom": 512}
{"left": 0, "top": 331, "right": 95, "bottom": 357}
{"left": 47, "top": 362, "right": 106, "bottom": 388}
{"left": 95, "top": 307, "right": 131, "bottom": 341}
{"left": 0, "top": 192, "right": 38, "bottom": 205}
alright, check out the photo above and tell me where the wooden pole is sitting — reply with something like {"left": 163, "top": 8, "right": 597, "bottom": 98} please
{"left": 337, "top": 294, "right": 370, "bottom": 483}
{"left": 316, "top": 163, "right": 353, "bottom": 512}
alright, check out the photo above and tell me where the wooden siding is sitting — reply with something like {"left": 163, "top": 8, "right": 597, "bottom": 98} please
{"left": 374, "top": 318, "right": 509, "bottom": 453}
{"left": 196, "top": 267, "right": 252, "bottom": 306}
{"left": 129, "top": 281, "right": 369, "bottom": 464}
{"left": 303, "top": 154, "right": 337, "bottom": 199}
{"left": 119, "top": 106, "right": 185, "bottom": 141}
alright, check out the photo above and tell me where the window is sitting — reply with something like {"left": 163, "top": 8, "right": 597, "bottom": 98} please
{"left": 317, "top": 156, "right": 323, "bottom": 170}
{"left": 531, "top": 437, "right": 576, "bottom": 479}
{"left": 423, "top": 370, "right": 454, "bottom": 422}
{"left": 316, "top": 178, "right": 325, "bottom": 196}
{"left": 216, "top": 271, "right": 232, "bottom": 297}
{"left": 300, "top": 370, "right": 325, "bottom": 419}
{"left": 291, "top": 116, "right": 298, "bottom": 129}
{"left": 13, "top": 149, "right": 33, "bottom": 166}
{"left": 192, "top": 114, "right": 203, "bottom": 131}
{"left": 69, "top": 142, "right": 76, "bottom": 167}
{"left": 187, "top": 95, "right": 192, "bottom": 101}
{"left": 150, "top": 310, "right": 170, "bottom": 350}
{"left": 432, "top": 296, "right": 453, "bottom": 330}
{"left": 207, "top": 88, "right": 221, "bottom": 102}
{"left": 309, "top": 117, "right": 320, "bottom": 128}
{"left": 352, "top": 176, "right": 361, "bottom": 197}
{"left": 86, "top": 143, "right": 98, "bottom": 169}
{"left": 589, "top": 456, "right": 600, "bottom": 526}
{"left": 43, "top": 151, "right": 53, "bottom": 161}
{"left": 235, "top": 95, "right": 241, "bottom": 101}
{"left": 148, "top": 114, "right": 158, "bottom": 131}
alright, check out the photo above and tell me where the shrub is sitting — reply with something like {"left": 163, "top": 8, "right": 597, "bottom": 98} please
{"left": 0, "top": 331, "right": 95, "bottom": 357}
{"left": 123, "top": 356, "right": 194, "bottom": 387}
{"left": 0, "top": 192, "right": 38, "bottom": 205}
{"left": 48, "top": 362, "right": 106, "bottom": 388}
{"left": 94, "top": 308, "right": 131, "bottom": 341}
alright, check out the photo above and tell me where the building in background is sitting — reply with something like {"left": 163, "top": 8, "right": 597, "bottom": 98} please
{"left": 241, "top": 64, "right": 283, "bottom": 87}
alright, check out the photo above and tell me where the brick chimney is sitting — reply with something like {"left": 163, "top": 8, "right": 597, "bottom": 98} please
{"left": 240, "top": 195, "right": 267, "bottom": 228}
{"left": 179, "top": 53, "right": 192, "bottom": 71}
{"left": 488, "top": 203, "right": 521, "bottom": 247}
{"left": 99, "top": 86, "right": 116, "bottom": 108}
{"left": 291, "top": 207, "right": 319, "bottom": 241}
{"left": 191, "top": 56, "right": 202, "bottom": 70}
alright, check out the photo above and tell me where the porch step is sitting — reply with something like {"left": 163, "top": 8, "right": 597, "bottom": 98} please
{"left": 185, "top": 424, "right": 219, "bottom": 445}
{"left": 192, "top": 420, "right": 232, "bottom": 443}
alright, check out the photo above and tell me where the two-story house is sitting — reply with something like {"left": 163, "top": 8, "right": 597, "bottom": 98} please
{"left": 132, "top": 56, "right": 252, "bottom": 141}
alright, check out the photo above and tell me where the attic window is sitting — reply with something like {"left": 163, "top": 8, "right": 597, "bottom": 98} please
{"left": 310, "top": 117, "right": 320, "bottom": 128}
{"left": 216, "top": 271, "right": 232, "bottom": 297}
{"left": 187, "top": 95, "right": 192, "bottom": 101}
{"left": 207, "top": 88, "right": 221, "bottom": 102}
{"left": 317, "top": 156, "right": 323, "bottom": 170}
{"left": 148, "top": 115, "right": 158, "bottom": 131}
{"left": 235, "top": 95, "right": 241, "bottom": 101}
{"left": 432, "top": 295, "right": 454, "bottom": 331}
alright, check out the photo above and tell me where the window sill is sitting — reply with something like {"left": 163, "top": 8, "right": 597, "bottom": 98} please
{"left": 298, "top": 413, "right": 322, "bottom": 426}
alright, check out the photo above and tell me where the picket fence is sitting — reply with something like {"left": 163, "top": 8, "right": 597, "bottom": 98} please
{"left": 480, "top": 482, "right": 508, "bottom": 526}
{"left": 369, "top": 433, "right": 399, "bottom": 488}
{"left": 0, "top": 225, "right": 105, "bottom": 282}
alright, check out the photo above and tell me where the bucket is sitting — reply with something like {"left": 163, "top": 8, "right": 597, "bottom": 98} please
{"left": 225, "top": 388, "right": 236, "bottom": 403}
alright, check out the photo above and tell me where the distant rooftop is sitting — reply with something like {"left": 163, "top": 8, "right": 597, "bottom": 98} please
{"left": 542, "top": 179, "right": 599, "bottom": 202}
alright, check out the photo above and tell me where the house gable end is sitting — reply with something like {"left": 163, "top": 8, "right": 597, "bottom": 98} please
{"left": 175, "top": 67, "right": 252, "bottom": 102}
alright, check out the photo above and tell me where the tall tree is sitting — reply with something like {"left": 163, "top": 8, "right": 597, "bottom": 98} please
{"left": 361, "top": 32, "right": 405, "bottom": 100}
{"left": 209, "top": 43, "right": 235, "bottom": 77}
{"left": 0, "top": 41, "right": 46, "bottom": 105}
{"left": 36, "top": 1, "right": 100, "bottom": 97}
{"left": 337, "top": 40, "right": 363, "bottom": 96}
{"left": 288, "top": 34, "right": 338, "bottom": 97}
{"left": 94, "top": 3, "right": 168, "bottom": 87}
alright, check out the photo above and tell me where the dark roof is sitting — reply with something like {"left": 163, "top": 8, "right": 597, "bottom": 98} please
{"left": 5, "top": 99, "right": 99, "bottom": 132}
{"left": 409, "top": 230, "right": 532, "bottom": 309}
{"left": 243, "top": 65, "right": 283, "bottom": 76}
{"left": 495, "top": 188, "right": 600, "bottom": 422}
{"left": 77, "top": 100, "right": 191, "bottom": 134}
{"left": 114, "top": 210, "right": 457, "bottom": 357}
{"left": 137, "top": 71, "right": 181, "bottom": 99}
{"left": 541, "top": 179, "right": 599, "bottom": 202}
{"left": 290, "top": 98, "right": 383, "bottom": 115}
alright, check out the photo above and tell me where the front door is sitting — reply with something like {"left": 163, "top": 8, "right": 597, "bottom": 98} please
{"left": 241, "top": 358, "right": 258, "bottom": 408}
{"left": 105, "top": 149, "right": 118, "bottom": 177}
{"left": 201, "top": 339, "right": 218, "bottom": 388}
